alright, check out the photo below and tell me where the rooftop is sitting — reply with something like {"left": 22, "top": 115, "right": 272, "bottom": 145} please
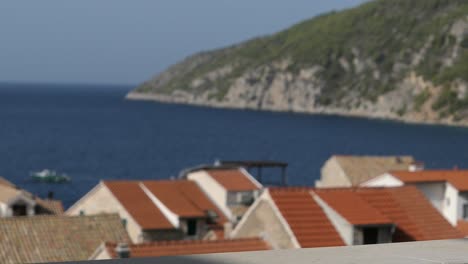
{"left": 104, "top": 238, "right": 270, "bottom": 258}
{"left": 104, "top": 181, "right": 174, "bottom": 230}
{"left": 0, "top": 179, "right": 63, "bottom": 214}
{"left": 0, "top": 184, "right": 22, "bottom": 204}
{"left": 390, "top": 170, "right": 468, "bottom": 191}
{"left": 0, "top": 214, "right": 129, "bottom": 264}
{"left": 269, "top": 188, "right": 345, "bottom": 248}
{"left": 0, "top": 176, "right": 15, "bottom": 188}
{"left": 103, "top": 180, "right": 227, "bottom": 230}
{"left": 331, "top": 155, "right": 415, "bottom": 186}
{"left": 457, "top": 220, "right": 468, "bottom": 236}
{"left": 358, "top": 186, "right": 463, "bottom": 241}
{"left": 143, "top": 180, "right": 227, "bottom": 223}
{"left": 268, "top": 186, "right": 462, "bottom": 248}
{"left": 315, "top": 188, "right": 392, "bottom": 225}
{"left": 206, "top": 168, "right": 261, "bottom": 191}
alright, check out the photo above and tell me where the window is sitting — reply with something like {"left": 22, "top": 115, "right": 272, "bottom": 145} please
{"left": 12, "top": 204, "right": 27, "bottom": 216}
{"left": 187, "top": 219, "right": 197, "bottom": 236}
{"left": 463, "top": 204, "right": 468, "bottom": 219}
{"left": 238, "top": 192, "right": 254, "bottom": 206}
{"left": 363, "top": 227, "right": 379, "bottom": 245}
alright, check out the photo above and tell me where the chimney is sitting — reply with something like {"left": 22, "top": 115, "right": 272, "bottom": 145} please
{"left": 409, "top": 162, "right": 424, "bottom": 172}
{"left": 115, "top": 243, "right": 131, "bottom": 259}
{"left": 47, "top": 191, "right": 54, "bottom": 200}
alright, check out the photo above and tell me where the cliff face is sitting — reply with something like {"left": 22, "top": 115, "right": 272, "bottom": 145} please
{"left": 129, "top": 0, "right": 468, "bottom": 126}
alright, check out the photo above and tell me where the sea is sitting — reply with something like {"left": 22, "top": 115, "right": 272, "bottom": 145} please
{"left": 2, "top": 82, "right": 468, "bottom": 208}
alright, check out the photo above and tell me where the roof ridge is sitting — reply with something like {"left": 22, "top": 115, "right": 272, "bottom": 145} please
{"left": 0, "top": 212, "right": 119, "bottom": 222}
{"left": 177, "top": 181, "right": 208, "bottom": 215}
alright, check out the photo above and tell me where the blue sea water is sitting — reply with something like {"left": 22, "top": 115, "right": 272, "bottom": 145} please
{"left": 2, "top": 82, "right": 468, "bottom": 208}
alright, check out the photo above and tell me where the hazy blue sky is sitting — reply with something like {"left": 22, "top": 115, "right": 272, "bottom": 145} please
{"left": 0, "top": 1, "right": 367, "bottom": 85}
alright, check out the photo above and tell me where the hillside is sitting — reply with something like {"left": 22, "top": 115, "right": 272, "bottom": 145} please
{"left": 128, "top": 0, "right": 468, "bottom": 126}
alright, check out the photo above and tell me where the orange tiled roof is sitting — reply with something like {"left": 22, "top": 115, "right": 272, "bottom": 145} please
{"left": 105, "top": 238, "right": 270, "bottom": 258}
{"left": 207, "top": 169, "right": 260, "bottom": 191}
{"left": 269, "top": 186, "right": 461, "bottom": 248}
{"left": 358, "top": 186, "right": 463, "bottom": 241}
{"left": 143, "top": 180, "right": 228, "bottom": 225}
{"left": 104, "top": 181, "right": 174, "bottom": 230}
{"left": 269, "top": 188, "right": 345, "bottom": 248}
{"left": 104, "top": 180, "right": 227, "bottom": 230}
{"left": 457, "top": 220, "right": 468, "bottom": 237}
{"left": 390, "top": 170, "right": 468, "bottom": 191}
{"left": 314, "top": 189, "right": 392, "bottom": 225}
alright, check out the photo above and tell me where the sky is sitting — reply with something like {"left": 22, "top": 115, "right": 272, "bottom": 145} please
{"left": 0, "top": 1, "right": 367, "bottom": 85}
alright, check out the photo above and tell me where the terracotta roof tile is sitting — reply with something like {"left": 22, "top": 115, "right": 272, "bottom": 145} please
{"left": 104, "top": 181, "right": 174, "bottom": 230}
{"left": 314, "top": 189, "right": 392, "bottom": 225}
{"left": 269, "top": 186, "right": 462, "bottom": 248}
{"left": 457, "top": 220, "right": 468, "bottom": 237}
{"left": 358, "top": 186, "right": 463, "bottom": 241}
{"left": 143, "top": 180, "right": 204, "bottom": 217}
{"left": 391, "top": 170, "right": 468, "bottom": 191}
{"left": 269, "top": 188, "right": 345, "bottom": 248}
{"left": 105, "top": 180, "right": 227, "bottom": 230}
{"left": 333, "top": 155, "right": 414, "bottom": 186}
{"left": 105, "top": 238, "right": 270, "bottom": 258}
{"left": 0, "top": 214, "right": 129, "bottom": 264}
{"left": 142, "top": 180, "right": 227, "bottom": 225}
{"left": 211, "top": 227, "right": 225, "bottom": 239}
{"left": 207, "top": 169, "right": 260, "bottom": 191}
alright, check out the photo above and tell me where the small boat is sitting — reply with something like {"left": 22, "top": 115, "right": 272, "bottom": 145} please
{"left": 31, "top": 169, "right": 71, "bottom": 183}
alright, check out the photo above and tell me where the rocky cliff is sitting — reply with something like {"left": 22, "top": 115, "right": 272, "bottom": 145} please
{"left": 128, "top": 0, "right": 468, "bottom": 126}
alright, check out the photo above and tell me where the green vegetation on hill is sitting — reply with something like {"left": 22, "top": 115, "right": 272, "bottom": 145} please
{"left": 134, "top": 0, "right": 468, "bottom": 124}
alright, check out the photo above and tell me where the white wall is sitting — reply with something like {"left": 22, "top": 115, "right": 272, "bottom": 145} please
{"left": 361, "top": 173, "right": 404, "bottom": 187}
{"left": 443, "top": 183, "right": 459, "bottom": 226}
{"left": 316, "top": 157, "right": 352, "bottom": 188}
{"left": 93, "top": 249, "right": 111, "bottom": 260}
{"left": 66, "top": 182, "right": 142, "bottom": 243}
{"left": 187, "top": 171, "right": 232, "bottom": 219}
{"left": 0, "top": 203, "right": 7, "bottom": 217}
{"left": 414, "top": 182, "right": 445, "bottom": 212}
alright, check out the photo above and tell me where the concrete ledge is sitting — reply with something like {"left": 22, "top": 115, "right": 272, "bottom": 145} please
{"left": 63, "top": 239, "right": 468, "bottom": 264}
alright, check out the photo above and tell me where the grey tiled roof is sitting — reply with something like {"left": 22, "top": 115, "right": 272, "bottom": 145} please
{"left": 0, "top": 214, "right": 129, "bottom": 264}
{"left": 0, "top": 176, "right": 15, "bottom": 188}
{"left": 333, "top": 155, "right": 415, "bottom": 185}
